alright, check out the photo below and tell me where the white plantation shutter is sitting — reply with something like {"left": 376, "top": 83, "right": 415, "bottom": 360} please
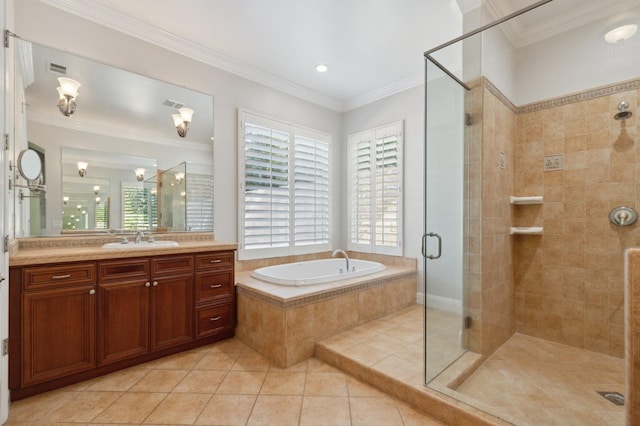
{"left": 294, "top": 133, "right": 330, "bottom": 246}
{"left": 239, "top": 111, "right": 331, "bottom": 259}
{"left": 348, "top": 122, "right": 403, "bottom": 255}
{"left": 186, "top": 173, "right": 214, "bottom": 231}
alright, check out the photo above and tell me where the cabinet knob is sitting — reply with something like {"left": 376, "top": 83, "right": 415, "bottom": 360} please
{"left": 153, "top": 281, "right": 158, "bottom": 287}
{"left": 89, "top": 289, "right": 96, "bottom": 295}
{"left": 145, "top": 282, "right": 151, "bottom": 287}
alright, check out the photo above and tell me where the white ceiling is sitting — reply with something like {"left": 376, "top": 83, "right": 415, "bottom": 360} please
{"left": 37, "top": 0, "right": 635, "bottom": 112}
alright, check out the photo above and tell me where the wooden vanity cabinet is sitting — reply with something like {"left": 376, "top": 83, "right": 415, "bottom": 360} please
{"left": 17, "top": 263, "right": 97, "bottom": 386}
{"left": 10, "top": 249, "right": 236, "bottom": 400}
{"left": 97, "top": 256, "right": 194, "bottom": 365}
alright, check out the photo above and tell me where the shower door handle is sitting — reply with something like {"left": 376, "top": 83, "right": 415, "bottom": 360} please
{"left": 422, "top": 232, "right": 442, "bottom": 260}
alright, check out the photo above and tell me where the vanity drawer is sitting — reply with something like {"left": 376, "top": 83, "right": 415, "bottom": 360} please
{"left": 195, "top": 251, "right": 234, "bottom": 270}
{"left": 23, "top": 263, "right": 96, "bottom": 290}
{"left": 98, "top": 259, "right": 150, "bottom": 282}
{"left": 196, "top": 303, "right": 234, "bottom": 338}
{"left": 151, "top": 255, "right": 193, "bottom": 276}
{"left": 195, "top": 270, "right": 234, "bottom": 304}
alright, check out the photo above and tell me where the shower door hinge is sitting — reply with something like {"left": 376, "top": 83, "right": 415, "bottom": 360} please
{"left": 3, "top": 235, "right": 9, "bottom": 253}
{"left": 465, "top": 113, "right": 472, "bottom": 126}
{"left": 4, "top": 133, "right": 9, "bottom": 150}
{"left": 2, "top": 338, "right": 7, "bottom": 356}
{"left": 464, "top": 315, "right": 472, "bottom": 329}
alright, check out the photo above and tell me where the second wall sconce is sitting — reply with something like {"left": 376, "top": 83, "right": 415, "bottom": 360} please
{"left": 135, "top": 168, "right": 145, "bottom": 181}
{"left": 77, "top": 161, "right": 88, "bottom": 177}
{"left": 57, "top": 77, "right": 81, "bottom": 117}
{"left": 172, "top": 107, "right": 194, "bottom": 138}
{"left": 93, "top": 185, "right": 100, "bottom": 194}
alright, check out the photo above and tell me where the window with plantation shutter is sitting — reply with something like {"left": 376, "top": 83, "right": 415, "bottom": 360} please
{"left": 239, "top": 110, "right": 331, "bottom": 259}
{"left": 122, "top": 184, "right": 154, "bottom": 230}
{"left": 348, "top": 122, "right": 403, "bottom": 255}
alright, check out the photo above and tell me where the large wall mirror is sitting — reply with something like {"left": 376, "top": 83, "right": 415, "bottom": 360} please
{"left": 13, "top": 41, "right": 214, "bottom": 237}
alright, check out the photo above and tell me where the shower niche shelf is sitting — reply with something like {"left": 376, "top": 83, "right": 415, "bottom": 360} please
{"left": 509, "top": 196, "right": 543, "bottom": 205}
{"left": 510, "top": 226, "right": 543, "bottom": 235}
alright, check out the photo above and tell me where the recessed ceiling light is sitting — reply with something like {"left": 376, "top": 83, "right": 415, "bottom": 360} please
{"left": 604, "top": 24, "right": 638, "bottom": 44}
{"left": 315, "top": 64, "right": 329, "bottom": 73}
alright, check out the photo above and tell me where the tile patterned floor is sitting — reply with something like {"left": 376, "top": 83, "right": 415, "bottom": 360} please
{"left": 4, "top": 337, "right": 442, "bottom": 425}
{"left": 319, "top": 304, "right": 626, "bottom": 426}
{"left": 456, "top": 334, "right": 626, "bottom": 426}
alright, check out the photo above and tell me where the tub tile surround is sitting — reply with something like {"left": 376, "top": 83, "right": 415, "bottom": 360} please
{"left": 235, "top": 252, "right": 417, "bottom": 368}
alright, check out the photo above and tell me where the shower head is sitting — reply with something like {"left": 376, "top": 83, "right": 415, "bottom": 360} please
{"left": 614, "top": 101, "right": 633, "bottom": 120}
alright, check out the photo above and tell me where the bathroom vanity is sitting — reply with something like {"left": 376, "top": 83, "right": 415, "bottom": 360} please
{"left": 7, "top": 236, "right": 236, "bottom": 400}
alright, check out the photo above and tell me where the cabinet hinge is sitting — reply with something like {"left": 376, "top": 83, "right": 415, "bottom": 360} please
{"left": 4, "top": 30, "right": 18, "bottom": 48}
{"left": 2, "top": 338, "right": 7, "bottom": 356}
{"left": 464, "top": 315, "right": 472, "bottom": 329}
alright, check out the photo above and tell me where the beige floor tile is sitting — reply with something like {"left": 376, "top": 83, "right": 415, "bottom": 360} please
{"left": 397, "top": 403, "right": 444, "bottom": 425}
{"left": 173, "top": 369, "right": 227, "bottom": 393}
{"left": 216, "top": 371, "right": 267, "bottom": 394}
{"left": 46, "top": 390, "right": 122, "bottom": 423}
{"left": 6, "top": 391, "right": 75, "bottom": 422}
{"left": 299, "top": 396, "right": 351, "bottom": 426}
{"left": 153, "top": 350, "right": 206, "bottom": 370}
{"left": 342, "top": 343, "right": 390, "bottom": 366}
{"left": 349, "top": 396, "right": 404, "bottom": 426}
{"left": 231, "top": 352, "right": 272, "bottom": 371}
{"left": 195, "top": 394, "right": 257, "bottom": 425}
{"left": 92, "top": 392, "right": 166, "bottom": 424}
{"left": 304, "top": 372, "right": 348, "bottom": 397}
{"left": 209, "top": 338, "right": 252, "bottom": 353}
{"left": 307, "top": 357, "right": 342, "bottom": 373}
{"left": 246, "top": 395, "right": 302, "bottom": 426}
{"left": 269, "top": 358, "right": 309, "bottom": 372}
{"left": 346, "top": 377, "right": 387, "bottom": 398}
{"left": 193, "top": 351, "right": 241, "bottom": 371}
{"left": 129, "top": 369, "right": 190, "bottom": 392}
{"left": 85, "top": 366, "right": 151, "bottom": 391}
{"left": 373, "top": 355, "right": 422, "bottom": 382}
{"left": 143, "top": 392, "right": 211, "bottom": 424}
{"left": 260, "top": 371, "right": 306, "bottom": 395}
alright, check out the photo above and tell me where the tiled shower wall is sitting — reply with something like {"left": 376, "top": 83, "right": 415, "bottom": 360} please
{"left": 513, "top": 81, "right": 639, "bottom": 357}
{"left": 467, "top": 78, "right": 517, "bottom": 357}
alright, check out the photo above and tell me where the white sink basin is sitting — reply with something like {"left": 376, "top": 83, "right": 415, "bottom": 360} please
{"left": 102, "top": 240, "right": 179, "bottom": 249}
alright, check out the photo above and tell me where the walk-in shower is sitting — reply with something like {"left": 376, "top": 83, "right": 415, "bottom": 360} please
{"left": 423, "top": 0, "right": 638, "bottom": 424}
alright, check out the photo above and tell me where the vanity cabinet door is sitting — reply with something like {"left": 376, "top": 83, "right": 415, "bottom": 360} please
{"left": 22, "top": 284, "right": 96, "bottom": 385}
{"left": 150, "top": 274, "right": 194, "bottom": 351}
{"left": 97, "top": 279, "right": 150, "bottom": 366}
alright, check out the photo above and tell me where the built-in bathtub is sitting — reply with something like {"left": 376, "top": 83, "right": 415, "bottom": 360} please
{"left": 235, "top": 253, "right": 417, "bottom": 368}
{"left": 251, "top": 258, "right": 385, "bottom": 286}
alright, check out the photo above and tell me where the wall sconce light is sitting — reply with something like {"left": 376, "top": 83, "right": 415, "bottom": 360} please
{"left": 76, "top": 204, "right": 82, "bottom": 211}
{"left": 93, "top": 185, "right": 100, "bottom": 194}
{"left": 63, "top": 196, "right": 69, "bottom": 206}
{"left": 175, "top": 172, "right": 185, "bottom": 183}
{"left": 95, "top": 196, "right": 101, "bottom": 205}
{"left": 57, "top": 77, "right": 81, "bottom": 117}
{"left": 135, "top": 168, "right": 145, "bottom": 182}
{"left": 77, "top": 161, "right": 88, "bottom": 177}
{"left": 172, "top": 107, "right": 194, "bottom": 138}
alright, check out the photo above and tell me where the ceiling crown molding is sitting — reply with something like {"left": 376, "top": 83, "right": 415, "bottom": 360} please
{"left": 343, "top": 73, "right": 424, "bottom": 111}
{"left": 39, "top": 0, "right": 344, "bottom": 111}
{"left": 484, "top": 0, "right": 640, "bottom": 48}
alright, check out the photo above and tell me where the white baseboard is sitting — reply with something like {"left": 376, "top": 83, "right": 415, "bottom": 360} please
{"left": 417, "top": 292, "right": 462, "bottom": 315}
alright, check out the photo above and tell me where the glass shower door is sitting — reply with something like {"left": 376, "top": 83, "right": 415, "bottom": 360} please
{"left": 423, "top": 57, "right": 467, "bottom": 383}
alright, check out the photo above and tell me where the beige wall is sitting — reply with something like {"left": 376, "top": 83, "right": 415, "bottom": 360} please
{"left": 514, "top": 84, "right": 639, "bottom": 357}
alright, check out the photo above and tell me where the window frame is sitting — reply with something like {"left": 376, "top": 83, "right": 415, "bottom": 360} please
{"left": 347, "top": 121, "right": 404, "bottom": 256}
{"left": 238, "top": 109, "right": 332, "bottom": 260}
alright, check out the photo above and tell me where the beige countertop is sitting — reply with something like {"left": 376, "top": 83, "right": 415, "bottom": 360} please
{"left": 9, "top": 235, "right": 237, "bottom": 266}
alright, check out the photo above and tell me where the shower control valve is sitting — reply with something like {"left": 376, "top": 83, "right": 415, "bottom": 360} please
{"left": 609, "top": 206, "right": 638, "bottom": 227}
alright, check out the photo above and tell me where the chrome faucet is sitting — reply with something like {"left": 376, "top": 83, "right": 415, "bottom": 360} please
{"left": 135, "top": 230, "right": 145, "bottom": 244}
{"left": 331, "top": 249, "right": 350, "bottom": 272}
